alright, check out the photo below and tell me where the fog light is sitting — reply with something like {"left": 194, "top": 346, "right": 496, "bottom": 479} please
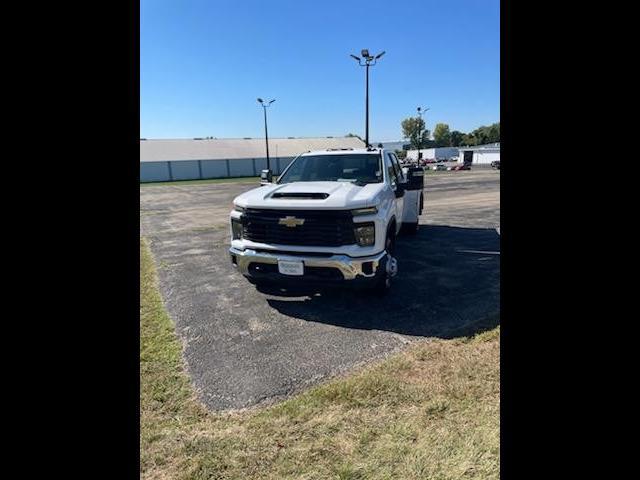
{"left": 354, "top": 223, "right": 375, "bottom": 246}
{"left": 231, "top": 219, "right": 242, "bottom": 239}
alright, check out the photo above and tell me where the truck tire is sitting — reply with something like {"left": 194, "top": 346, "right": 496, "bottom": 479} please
{"left": 372, "top": 230, "right": 397, "bottom": 295}
{"left": 403, "top": 221, "right": 419, "bottom": 235}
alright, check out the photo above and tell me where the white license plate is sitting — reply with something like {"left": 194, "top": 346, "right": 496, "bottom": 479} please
{"left": 278, "top": 260, "right": 304, "bottom": 276}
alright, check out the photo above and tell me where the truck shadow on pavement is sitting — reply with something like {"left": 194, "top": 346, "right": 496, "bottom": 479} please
{"left": 262, "top": 225, "right": 500, "bottom": 339}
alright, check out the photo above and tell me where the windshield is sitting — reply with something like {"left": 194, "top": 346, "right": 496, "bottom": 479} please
{"left": 278, "top": 154, "right": 383, "bottom": 185}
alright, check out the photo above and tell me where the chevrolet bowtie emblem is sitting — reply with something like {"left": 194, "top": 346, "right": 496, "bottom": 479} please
{"left": 279, "top": 216, "right": 305, "bottom": 227}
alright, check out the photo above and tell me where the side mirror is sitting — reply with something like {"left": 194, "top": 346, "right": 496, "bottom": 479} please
{"left": 394, "top": 183, "right": 406, "bottom": 198}
{"left": 406, "top": 166, "right": 424, "bottom": 190}
{"left": 260, "top": 169, "right": 273, "bottom": 185}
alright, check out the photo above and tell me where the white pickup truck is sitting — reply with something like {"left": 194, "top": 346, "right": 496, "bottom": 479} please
{"left": 229, "top": 147, "right": 424, "bottom": 292}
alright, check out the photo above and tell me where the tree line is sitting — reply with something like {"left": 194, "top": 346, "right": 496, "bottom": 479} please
{"left": 345, "top": 120, "right": 499, "bottom": 155}
{"left": 399, "top": 120, "right": 499, "bottom": 150}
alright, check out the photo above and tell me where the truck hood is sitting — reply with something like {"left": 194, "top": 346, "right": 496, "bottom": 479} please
{"left": 234, "top": 181, "right": 384, "bottom": 210}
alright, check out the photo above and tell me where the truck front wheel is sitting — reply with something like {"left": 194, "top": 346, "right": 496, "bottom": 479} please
{"left": 402, "top": 220, "right": 419, "bottom": 234}
{"left": 372, "top": 232, "right": 397, "bottom": 294}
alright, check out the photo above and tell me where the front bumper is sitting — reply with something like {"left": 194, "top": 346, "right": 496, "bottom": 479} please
{"left": 229, "top": 247, "right": 387, "bottom": 285}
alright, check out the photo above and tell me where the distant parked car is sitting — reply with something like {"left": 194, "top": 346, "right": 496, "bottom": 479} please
{"left": 425, "top": 159, "right": 436, "bottom": 164}
{"left": 433, "top": 164, "right": 448, "bottom": 171}
{"left": 452, "top": 164, "right": 471, "bottom": 171}
{"left": 491, "top": 160, "right": 500, "bottom": 169}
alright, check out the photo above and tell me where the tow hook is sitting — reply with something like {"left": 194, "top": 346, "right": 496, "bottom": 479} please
{"left": 386, "top": 255, "right": 398, "bottom": 278}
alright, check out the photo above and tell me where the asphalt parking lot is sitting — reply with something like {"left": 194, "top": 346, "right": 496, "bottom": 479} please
{"left": 140, "top": 170, "right": 500, "bottom": 411}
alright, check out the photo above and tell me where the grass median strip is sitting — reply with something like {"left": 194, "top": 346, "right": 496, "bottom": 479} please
{"left": 140, "top": 237, "right": 500, "bottom": 479}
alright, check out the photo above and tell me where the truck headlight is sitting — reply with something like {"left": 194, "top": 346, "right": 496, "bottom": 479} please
{"left": 231, "top": 218, "right": 243, "bottom": 239}
{"left": 352, "top": 206, "right": 378, "bottom": 216}
{"left": 354, "top": 222, "right": 375, "bottom": 246}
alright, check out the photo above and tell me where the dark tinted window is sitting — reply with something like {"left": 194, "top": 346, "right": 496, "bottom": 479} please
{"left": 389, "top": 153, "right": 404, "bottom": 181}
{"left": 385, "top": 154, "right": 399, "bottom": 187}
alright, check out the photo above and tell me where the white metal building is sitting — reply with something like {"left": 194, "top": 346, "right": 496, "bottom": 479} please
{"left": 375, "top": 141, "right": 409, "bottom": 152}
{"left": 405, "top": 146, "right": 459, "bottom": 161}
{"left": 140, "top": 136, "right": 365, "bottom": 182}
{"left": 458, "top": 143, "right": 500, "bottom": 165}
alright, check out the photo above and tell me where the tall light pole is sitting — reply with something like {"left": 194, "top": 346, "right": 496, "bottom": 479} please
{"left": 350, "top": 49, "right": 385, "bottom": 148}
{"left": 416, "top": 106, "right": 430, "bottom": 164}
{"left": 257, "top": 98, "right": 275, "bottom": 171}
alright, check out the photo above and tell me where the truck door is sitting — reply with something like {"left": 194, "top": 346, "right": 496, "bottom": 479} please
{"left": 385, "top": 152, "right": 404, "bottom": 234}
{"left": 396, "top": 151, "right": 423, "bottom": 224}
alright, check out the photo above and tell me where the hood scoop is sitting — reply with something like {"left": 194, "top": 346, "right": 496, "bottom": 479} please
{"left": 271, "top": 192, "right": 329, "bottom": 199}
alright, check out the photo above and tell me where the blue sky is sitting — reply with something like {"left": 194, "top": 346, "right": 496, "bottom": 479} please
{"left": 141, "top": 0, "right": 499, "bottom": 142}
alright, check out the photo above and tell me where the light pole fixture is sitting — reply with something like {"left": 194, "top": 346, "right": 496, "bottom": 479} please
{"left": 416, "top": 106, "right": 430, "bottom": 163}
{"left": 257, "top": 98, "right": 275, "bottom": 171}
{"left": 350, "top": 49, "right": 385, "bottom": 148}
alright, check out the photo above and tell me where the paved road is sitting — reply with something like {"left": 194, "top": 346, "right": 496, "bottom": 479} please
{"left": 140, "top": 170, "right": 500, "bottom": 411}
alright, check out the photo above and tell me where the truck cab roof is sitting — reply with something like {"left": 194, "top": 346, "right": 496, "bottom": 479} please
{"left": 300, "top": 147, "right": 385, "bottom": 157}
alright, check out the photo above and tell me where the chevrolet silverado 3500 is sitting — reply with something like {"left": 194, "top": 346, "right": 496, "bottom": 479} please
{"left": 228, "top": 147, "right": 424, "bottom": 292}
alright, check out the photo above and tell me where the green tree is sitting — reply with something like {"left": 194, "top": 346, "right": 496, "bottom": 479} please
{"left": 450, "top": 130, "right": 464, "bottom": 147}
{"left": 478, "top": 128, "right": 489, "bottom": 144}
{"left": 487, "top": 123, "right": 500, "bottom": 143}
{"left": 433, "top": 123, "right": 451, "bottom": 147}
{"left": 470, "top": 127, "right": 489, "bottom": 145}
{"left": 401, "top": 117, "right": 430, "bottom": 149}
{"left": 475, "top": 123, "right": 499, "bottom": 145}
{"left": 461, "top": 133, "right": 477, "bottom": 146}
{"left": 422, "top": 136, "right": 436, "bottom": 148}
{"left": 468, "top": 123, "right": 499, "bottom": 146}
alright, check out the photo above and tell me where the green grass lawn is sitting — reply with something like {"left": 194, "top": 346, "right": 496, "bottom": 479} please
{"left": 140, "top": 176, "right": 260, "bottom": 187}
{"left": 140, "top": 238, "right": 500, "bottom": 480}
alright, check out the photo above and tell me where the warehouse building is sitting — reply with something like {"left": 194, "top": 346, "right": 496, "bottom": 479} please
{"left": 376, "top": 141, "right": 409, "bottom": 152}
{"left": 458, "top": 143, "right": 500, "bottom": 165}
{"left": 405, "top": 146, "right": 459, "bottom": 161}
{"left": 140, "top": 136, "right": 365, "bottom": 182}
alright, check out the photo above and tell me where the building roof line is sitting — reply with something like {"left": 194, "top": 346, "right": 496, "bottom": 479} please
{"left": 140, "top": 136, "right": 366, "bottom": 162}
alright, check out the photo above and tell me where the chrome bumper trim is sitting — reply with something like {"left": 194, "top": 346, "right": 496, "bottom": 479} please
{"left": 229, "top": 247, "right": 387, "bottom": 280}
